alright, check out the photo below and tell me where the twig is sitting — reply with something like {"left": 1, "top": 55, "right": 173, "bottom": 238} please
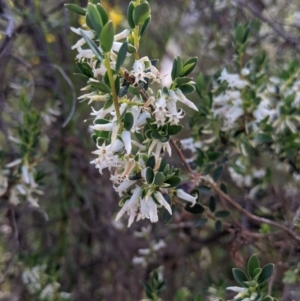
{"left": 201, "top": 177, "right": 300, "bottom": 243}
{"left": 237, "top": 0, "right": 300, "bottom": 50}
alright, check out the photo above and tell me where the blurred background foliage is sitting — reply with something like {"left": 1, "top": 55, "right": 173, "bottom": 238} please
{"left": 0, "top": 0, "right": 300, "bottom": 300}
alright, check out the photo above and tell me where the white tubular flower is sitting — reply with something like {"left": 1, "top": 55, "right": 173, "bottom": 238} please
{"left": 219, "top": 68, "right": 248, "bottom": 89}
{"left": 114, "top": 180, "right": 136, "bottom": 197}
{"left": 90, "top": 122, "right": 114, "bottom": 131}
{"left": 5, "top": 158, "right": 22, "bottom": 168}
{"left": 153, "top": 191, "right": 172, "bottom": 215}
{"left": 174, "top": 89, "right": 198, "bottom": 111}
{"left": 132, "top": 60, "right": 147, "bottom": 85}
{"left": 91, "top": 105, "right": 114, "bottom": 120}
{"left": 166, "top": 97, "right": 184, "bottom": 124}
{"left": 114, "top": 29, "right": 131, "bottom": 41}
{"left": 115, "top": 186, "right": 141, "bottom": 227}
{"left": 139, "top": 197, "right": 159, "bottom": 223}
{"left": 176, "top": 189, "right": 197, "bottom": 206}
{"left": 121, "top": 130, "right": 132, "bottom": 154}
{"left": 153, "top": 97, "right": 167, "bottom": 127}
{"left": 22, "top": 165, "right": 30, "bottom": 184}
{"left": 135, "top": 111, "right": 151, "bottom": 129}
{"left": 76, "top": 47, "right": 94, "bottom": 60}
{"left": 70, "top": 27, "right": 94, "bottom": 50}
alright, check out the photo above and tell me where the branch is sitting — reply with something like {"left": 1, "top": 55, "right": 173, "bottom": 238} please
{"left": 201, "top": 177, "right": 300, "bottom": 243}
{"left": 236, "top": 0, "right": 300, "bottom": 50}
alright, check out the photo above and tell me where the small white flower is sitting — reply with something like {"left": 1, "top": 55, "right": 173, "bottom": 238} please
{"left": 176, "top": 189, "right": 197, "bottom": 206}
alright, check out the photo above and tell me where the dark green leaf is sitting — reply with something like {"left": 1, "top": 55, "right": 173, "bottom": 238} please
{"left": 171, "top": 57, "right": 178, "bottom": 81}
{"left": 146, "top": 155, "right": 156, "bottom": 169}
{"left": 164, "top": 176, "right": 181, "bottom": 187}
{"left": 89, "top": 81, "right": 111, "bottom": 93}
{"left": 209, "top": 196, "right": 216, "bottom": 212}
{"left": 96, "top": 4, "right": 109, "bottom": 25}
{"left": 180, "top": 57, "right": 198, "bottom": 76}
{"left": 133, "top": 2, "right": 151, "bottom": 25}
{"left": 220, "top": 183, "right": 227, "bottom": 194}
{"left": 124, "top": 112, "right": 134, "bottom": 131}
{"left": 76, "top": 62, "right": 93, "bottom": 77}
{"left": 185, "top": 203, "right": 205, "bottom": 214}
{"left": 140, "top": 16, "right": 151, "bottom": 37}
{"left": 214, "top": 210, "right": 230, "bottom": 218}
{"left": 145, "top": 167, "right": 154, "bottom": 184}
{"left": 255, "top": 133, "right": 273, "bottom": 144}
{"left": 179, "top": 84, "right": 195, "bottom": 94}
{"left": 100, "top": 21, "right": 115, "bottom": 53}
{"left": 154, "top": 172, "right": 165, "bottom": 186}
{"left": 232, "top": 268, "right": 248, "bottom": 287}
{"left": 175, "top": 77, "right": 194, "bottom": 86}
{"left": 65, "top": 4, "right": 86, "bottom": 16}
{"left": 94, "top": 118, "right": 110, "bottom": 125}
{"left": 87, "top": 3, "right": 103, "bottom": 37}
{"left": 213, "top": 165, "right": 223, "bottom": 181}
{"left": 127, "top": 2, "right": 135, "bottom": 29}
{"left": 163, "top": 205, "right": 175, "bottom": 224}
{"left": 247, "top": 255, "right": 260, "bottom": 279}
{"left": 168, "top": 124, "right": 183, "bottom": 136}
{"left": 215, "top": 220, "right": 222, "bottom": 231}
{"left": 80, "top": 29, "right": 103, "bottom": 61}
{"left": 116, "top": 42, "right": 128, "bottom": 72}
{"left": 257, "top": 264, "right": 274, "bottom": 284}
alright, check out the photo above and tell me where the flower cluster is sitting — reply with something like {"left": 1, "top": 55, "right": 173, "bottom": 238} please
{"left": 69, "top": 1, "right": 199, "bottom": 227}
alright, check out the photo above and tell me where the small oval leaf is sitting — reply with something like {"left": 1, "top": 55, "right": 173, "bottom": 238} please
{"left": 232, "top": 268, "right": 248, "bottom": 287}
{"left": 123, "top": 112, "right": 134, "bottom": 131}
{"left": 100, "top": 21, "right": 115, "bottom": 53}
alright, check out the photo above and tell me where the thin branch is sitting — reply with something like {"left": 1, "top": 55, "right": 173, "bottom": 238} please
{"left": 237, "top": 0, "right": 300, "bottom": 50}
{"left": 201, "top": 177, "right": 300, "bottom": 243}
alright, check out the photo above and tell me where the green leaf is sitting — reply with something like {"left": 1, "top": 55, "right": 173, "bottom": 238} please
{"left": 80, "top": 29, "right": 103, "bottom": 61}
{"left": 87, "top": 3, "right": 103, "bottom": 37}
{"left": 179, "top": 84, "right": 195, "bottom": 94}
{"left": 175, "top": 77, "right": 194, "bottom": 86}
{"left": 88, "top": 80, "right": 111, "bottom": 93}
{"left": 232, "top": 268, "right": 248, "bottom": 287}
{"left": 185, "top": 203, "right": 205, "bottom": 214}
{"left": 164, "top": 176, "right": 181, "bottom": 187}
{"left": 180, "top": 57, "right": 198, "bottom": 76}
{"left": 168, "top": 125, "right": 183, "bottom": 136}
{"left": 140, "top": 16, "right": 151, "bottom": 37}
{"left": 76, "top": 62, "right": 93, "bottom": 77}
{"left": 133, "top": 2, "right": 151, "bottom": 25}
{"left": 146, "top": 155, "right": 156, "bottom": 169}
{"left": 255, "top": 133, "right": 273, "bottom": 144}
{"left": 100, "top": 21, "right": 115, "bottom": 53}
{"left": 257, "top": 264, "right": 274, "bottom": 284}
{"left": 193, "top": 218, "right": 208, "bottom": 228}
{"left": 127, "top": 2, "right": 135, "bottom": 29}
{"left": 171, "top": 57, "right": 178, "bottom": 81}
{"left": 213, "top": 165, "right": 223, "bottom": 181}
{"left": 214, "top": 210, "right": 230, "bottom": 218}
{"left": 154, "top": 172, "right": 165, "bottom": 186}
{"left": 247, "top": 255, "right": 260, "bottom": 279}
{"left": 145, "top": 167, "right": 154, "bottom": 184}
{"left": 176, "top": 56, "right": 183, "bottom": 78}
{"left": 123, "top": 112, "right": 134, "bottom": 131}
{"left": 163, "top": 205, "right": 175, "bottom": 224}
{"left": 243, "top": 280, "right": 257, "bottom": 287}
{"left": 209, "top": 196, "right": 216, "bottom": 212}
{"left": 103, "top": 97, "right": 113, "bottom": 110}
{"left": 94, "top": 118, "right": 110, "bottom": 125}
{"left": 65, "top": 4, "right": 86, "bottom": 16}
{"left": 96, "top": 4, "right": 109, "bottom": 25}
{"left": 215, "top": 220, "right": 222, "bottom": 231}
{"left": 116, "top": 42, "right": 128, "bottom": 73}
{"left": 220, "top": 183, "right": 227, "bottom": 194}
